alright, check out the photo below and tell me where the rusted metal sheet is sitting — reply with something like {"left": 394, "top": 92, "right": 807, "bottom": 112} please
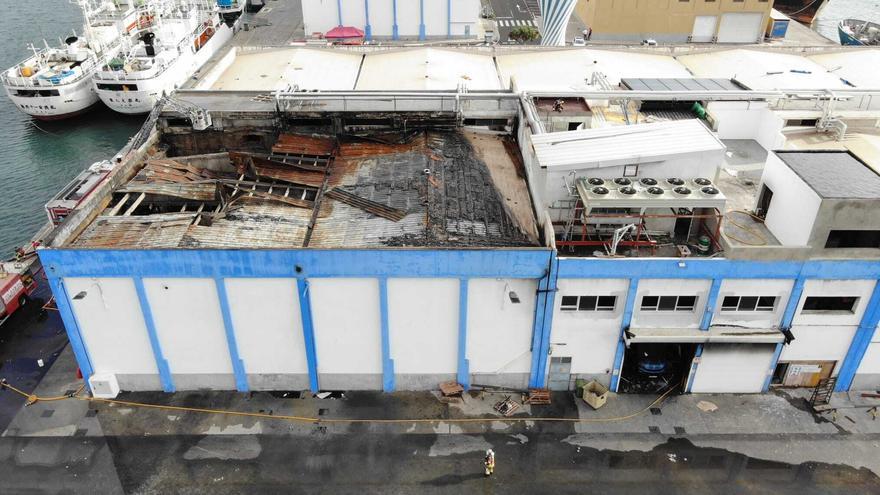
{"left": 72, "top": 213, "right": 196, "bottom": 248}
{"left": 272, "top": 133, "right": 336, "bottom": 156}
{"left": 325, "top": 187, "right": 406, "bottom": 222}
{"left": 230, "top": 150, "right": 328, "bottom": 175}
{"left": 119, "top": 182, "right": 219, "bottom": 202}
{"left": 228, "top": 189, "right": 314, "bottom": 209}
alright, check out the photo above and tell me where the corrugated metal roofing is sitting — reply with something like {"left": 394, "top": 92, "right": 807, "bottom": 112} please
{"left": 621, "top": 78, "right": 745, "bottom": 92}
{"left": 530, "top": 120, "right": 725, "bottom": 170}
{"left": 776, "top": 151, "right": 880, "bottom": 199}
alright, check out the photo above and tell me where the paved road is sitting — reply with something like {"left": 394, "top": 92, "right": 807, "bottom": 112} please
{"left": 489, "top": 0, "right": 539, "bottom": 42}
{"left": 0, "top": 432, "right": 878, "bottom": 494}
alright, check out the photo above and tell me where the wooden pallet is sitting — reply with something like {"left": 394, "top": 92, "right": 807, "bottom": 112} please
{"left": 523, "top": 388, "right": 551, "bottom": 405}
{"left": 439, "top": 381, "right": 464, "bottom": 397}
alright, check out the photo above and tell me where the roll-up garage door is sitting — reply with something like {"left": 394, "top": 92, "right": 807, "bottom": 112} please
{"left": 691, "top": 16, "right": 717, "bottom": 43}
{"left": 690, "top": 343, "right": 776, "bottom": 393}
{"left": 717, "top": 13, "right": 763, "bottom": 43}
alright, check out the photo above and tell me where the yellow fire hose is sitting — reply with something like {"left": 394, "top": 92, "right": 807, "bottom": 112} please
{"left": 0, "top": 379, "right": 678, "bottom": 424}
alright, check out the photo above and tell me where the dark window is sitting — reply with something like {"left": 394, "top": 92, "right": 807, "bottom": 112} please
{"left": 722, "top": 296, "right": 778, "bottom": 312}
{"left": 641, "top": 295, "right": 697, "bottom": 312}
{"left": 825, "top": 230, "right": 880, "bottom": 249}
{"left": 96, "top": 83, "right": 139, "bottom": 91}
{"left": 578, "top": 296, "right": 598, "bottom": 311}
{"left": 568, "top": 122, "right": 583, "bottom": 131}
{"left": 562, "top": 295, "right": 617, "bottom": 312}
{"left": 802, "top": 296, "right": 858, "bottom": 313}
{"left": 561, "top": 296, "right": 578, "bottom": 311}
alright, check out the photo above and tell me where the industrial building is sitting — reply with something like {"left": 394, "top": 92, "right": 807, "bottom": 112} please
{"left": 574, "top": 0, "right": 775, "bottom": 43}
{"left": 301, "top": 0, "right": 482, "bottom": 40}
{"left": 38, "top": 46, "right": 880, "bottom": 398}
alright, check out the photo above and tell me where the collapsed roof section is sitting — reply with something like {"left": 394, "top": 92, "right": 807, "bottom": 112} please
{"left": 70, "top": 131, "right": 540, "bottom": 250}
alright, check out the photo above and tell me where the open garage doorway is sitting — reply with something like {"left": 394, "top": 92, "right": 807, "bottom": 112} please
{"left": 618, "top": 343, "right": 697, "bottom": 394}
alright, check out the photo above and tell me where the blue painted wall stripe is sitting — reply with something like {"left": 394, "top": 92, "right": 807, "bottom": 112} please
{"left": 392, "top": 0, "right": 399, "bottom": 40}
{"left": 762, "top": 342, "right": 785, "bottom": 392}
{"left": 446, "top": 0, "right": 451, "bottom": 37}
{"left": 836, "top": 281, "right": 880, "bottom": 391}
{"left": 214, "top": 278, "right": 249, "bottom": 392}
{"left": 336, "top": 0, "right": 343, "bottom": 26}
{"left": 40, "top": 249, "right": 552, "bottom": 279}
{"left": 701, "top": 279, "right": 722, "bottom": 330}
{"left": 297, "top": 279, "right": 319, "bottom": 392}
{"left": 528, "top": 257, "right": 558, "bottom": 388}
{"left": 685, "top": 344, "right": 703, "bottom": 393}
{"left": 418, "top": 0, "right": 426, "bottom": 40}
{"left": 533, "top": 256, "right": 559, "bottom": 389}
{"left": 133, "top": 278, "right": 175, "bottom": 392}
{"left": 47, "top": 277, "right": 95, "bottom": 390}
{"left": 364, "top": 0, "right": 372, "bottom": 40}
{"left": 457, "top": 278, "right": 470, "bottom": 388}
{"left": 379, "top": 278, "right": 394, "bottom": 392}
{"left": 611, "top": 278, "right": 640, "bottom": 392}
{"left": 557, "top": 258, "right": 880, "bottom": 280}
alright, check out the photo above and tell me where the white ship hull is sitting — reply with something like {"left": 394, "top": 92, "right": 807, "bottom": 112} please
{"left": 4, "top": 73, "right": 99, "bottom": 120}
{"left": 95, "top": 18, "right": 234, "bottom": 115}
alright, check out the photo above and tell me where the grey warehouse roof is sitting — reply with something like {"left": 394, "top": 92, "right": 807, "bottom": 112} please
{"left": 776, "top": 151, "right": 880, "bottom": 199}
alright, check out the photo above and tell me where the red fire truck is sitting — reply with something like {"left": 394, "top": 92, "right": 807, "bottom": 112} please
{"left": 0, "top": 266, "right": 38, "bottom": 326}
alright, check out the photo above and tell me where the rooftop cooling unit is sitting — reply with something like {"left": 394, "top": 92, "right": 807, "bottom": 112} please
{"left": 640, "top": 178, "right": 658, "bottom": 186}
{"left": 619, "top": 186, "right": 637, "bottom": 195}
{"left": 592, "top": 186, "right": 610, "bottom": 195}
{"left": 666, "top": 178, "right": 685, "bottom": 186}
{"left": 693, "top": 178, "right": 713, "bottom": 187}
{"left": 613, "top": 177, "right": 632, "bottom": 186}
{"left": 646, "top": 186, "right": 664, "bottom": 195}
{"left": 673, "top": 186, "right": 692, "bottom": 195}
{"left": 588, "top": 178, "right": 605, "bottom": 186}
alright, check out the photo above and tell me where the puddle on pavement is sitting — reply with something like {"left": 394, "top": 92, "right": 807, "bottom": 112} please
{"left": 422, "top": 437, "right": 879, "bottom": 492}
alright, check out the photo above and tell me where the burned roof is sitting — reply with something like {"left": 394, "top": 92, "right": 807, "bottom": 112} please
{"left": 71, "top": 131, "right": 539, "bottom": 249}
{"left": 776, "top": 151, "right": 880, "bottom": 199}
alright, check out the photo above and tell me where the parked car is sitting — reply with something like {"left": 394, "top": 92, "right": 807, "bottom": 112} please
{"left": 572, "top": 37, "right": 586, "bottom": 46}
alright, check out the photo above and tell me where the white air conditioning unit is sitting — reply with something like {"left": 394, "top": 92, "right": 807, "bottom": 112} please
{"left": 88, "top": 373, "right": 120, "bottom": 399}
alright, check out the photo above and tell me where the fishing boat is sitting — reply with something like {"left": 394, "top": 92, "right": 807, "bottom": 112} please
{"left": 0, "top": 1, "right": 133, "bottom": 120}
{"left": 93, "top": 0, "right": 238, "bottom": 115}
{"left": 838, "top": 18, "right": 880, "bottom": 46}
{"left": 773, "top": 0, "right": 831, "bottom": 25}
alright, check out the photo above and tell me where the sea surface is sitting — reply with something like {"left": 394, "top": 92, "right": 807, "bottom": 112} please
{"left": 814, "top": 0, "right": 880, "bottom": 41}
{"left": 0, "top": 0, "right": 143, "bottom": 256}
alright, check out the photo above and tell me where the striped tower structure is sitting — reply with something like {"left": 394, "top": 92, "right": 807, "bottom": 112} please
{"left": 539, "top": 0, "right": 578, "bottom": 46}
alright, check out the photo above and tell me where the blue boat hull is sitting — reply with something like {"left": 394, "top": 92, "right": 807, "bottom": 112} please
{"left": 838, "top": 25, "right": 865, "bottom": 46}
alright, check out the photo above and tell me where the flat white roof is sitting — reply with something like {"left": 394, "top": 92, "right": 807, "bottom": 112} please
{"left": 676, "top": 49, "right": 848, "bottom": 91}
{"left": 496, "top": 49, "right": 692, "bottom": 92}
{"left": 808, "top": 49, "right": 880, "bottom": 88}
{"left": 208, "top": 48, "right": 363, "bottom": 91}
{"left": 355, "top": 48, "right": 502, "bottom": 91}
{"left": 531, "top": 119, "right": 725, "bottom": 170}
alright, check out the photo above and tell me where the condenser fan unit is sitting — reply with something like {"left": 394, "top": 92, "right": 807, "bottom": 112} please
{"left": 674, "top": 186, "right": 692, "bottom": 195}
{"left": 666, "top": 178, "right": 684, "bottom": 186}
{"left": 646, "top": 186, "right": 664, "bottom": 195}
{"left": 701, "top": 186, "right": 720, "bottom": 195}
{"left": 592, "top": 186, "right": 610, "bottom": 195}
{"left": 619, "top": 186, "right": 637, "bottom": 195}
{"left": 588, "top": 178, "right": 605, "bottom": 186}
{"left": 694, "top": 178, "right": 712, "bottom": 186}
{"left": 640, "top": 178, "right": 658, "bottom": 186}
{"left": 613, "top": 177, "right": 632, "bottom": 185}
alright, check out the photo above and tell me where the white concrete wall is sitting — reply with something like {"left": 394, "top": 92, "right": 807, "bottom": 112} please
{"left": 388, "top": 278, "right": 459, "bottom": 375}
{"left": 855, "top": 326, "right": 880, "bottom": 376}
{"left": 707, "top": 101, "right": 785, "bottom": 150}
{"left": 759, "top": 153, "right": 822, "bottom": 246}
{"left": 691, "top": 343, "right": 776, "bottom": 393}
{"left": 549, "top": 278, "right": 628, "bottom": 382}
{"left": 224, "top": 278, "right": 307, "bottom": 375}
{"left": 302, "top": 0, "right": 341, "bottom": 34}
{"left": 780, "top": 326, "right": 858, "bottom": 369}
{"left": 65, "top": 277, "right": 158, "bottom": 380}
{"left": 370, "top": 0, "right": 395, "bottom": 35}
{"left": 793, "top": 279, "right": 875, "bottom": 326}
{"left": 631, "top": 278, "right": 712, "bottom": 329}
{"left": 310, "top": 278, "right": 383, "bottom": 377}
{"left": 466, "top": 278, "right": 536, "bottom": 375}
{"left": 396, "top": 0, "right": 421, "bottom": 36}
{"left": 143, "top": 278, "right": 234, "bottom": 388}
{"left": 712, "top": 278, "right": 794, "bottom": 328}
{"left": 448, "top": 0, "right": 480, "bottom": 36}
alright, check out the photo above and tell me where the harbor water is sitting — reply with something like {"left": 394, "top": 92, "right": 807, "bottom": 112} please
{"left": 0, "top": 0, "right": 143, "bottom": 256}
{"left": 814, "top": 0, "right": 880, "bottom": 41}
